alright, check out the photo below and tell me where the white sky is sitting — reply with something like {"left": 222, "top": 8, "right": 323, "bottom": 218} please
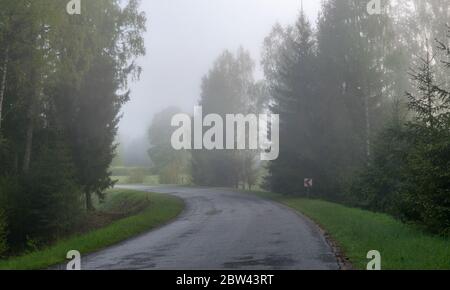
{"left": 119, "top": 0, "right": 322, "bottom": 140}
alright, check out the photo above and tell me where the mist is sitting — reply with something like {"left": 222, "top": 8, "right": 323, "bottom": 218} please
{"left": 119, "top": 0, "right": 321, "bottom": 142}
{"left": 1, "top": 0, "right": 450, "bottom": 271}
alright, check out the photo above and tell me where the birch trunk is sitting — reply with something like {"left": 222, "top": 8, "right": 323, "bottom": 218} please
{"left": 0, "top": 46, "right": 9, "bottom": 130}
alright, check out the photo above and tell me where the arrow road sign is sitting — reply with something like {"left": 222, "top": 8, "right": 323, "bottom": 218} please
{"left": 304, "top": 178, "right": 313, "bottom": 188}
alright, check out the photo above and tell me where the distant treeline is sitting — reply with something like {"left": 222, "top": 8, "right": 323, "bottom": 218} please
{"left": 0, "top": 0, "right": 146, "bottom": 255}
{"left": 146, "top": 50, "right": 269, "bottom": 189}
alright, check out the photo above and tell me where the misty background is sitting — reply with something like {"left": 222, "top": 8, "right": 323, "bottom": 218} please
{"left": 118, "top": 0, "right": 321, "bottom": 164}
{"left": 1, "top": 0, "right": 450, "bottom": 262}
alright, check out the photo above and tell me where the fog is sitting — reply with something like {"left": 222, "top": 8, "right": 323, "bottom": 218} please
{"left": 119, "top": 0, "right": 321, "bottom": 142}
{"left": 2, "top": 0, "right": 449, "bottom": 267}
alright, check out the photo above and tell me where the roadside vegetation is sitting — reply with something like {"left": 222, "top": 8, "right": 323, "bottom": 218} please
{"left": 141, "top": 2, "right": 450, "bottom": 239}
{"left": 110, "top": 166, "right": 191, "bottom": 186}
{"left": 1, "top": 0, "right": 449, "bottom": 270}
{"left": 261, "top": 3, "right": 450, "bottom": 236}
{"left": 110, "top": 167, "right": 160, "bottom": 185}
{"left": 0, "top": 189, "right": 184, "bottom": 270}
{"left": 0, "top": 1, "right": 146, "bottom": 258}
{"left": 252, "top": 191, "right": 450, "bottom": 270}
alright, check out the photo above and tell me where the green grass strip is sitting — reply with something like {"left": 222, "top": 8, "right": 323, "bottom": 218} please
{"left": 251, "top": 191, "right": 450, "bottom": 270}
{"left": 0, "top": 190, "right": 184, "bottom": 270}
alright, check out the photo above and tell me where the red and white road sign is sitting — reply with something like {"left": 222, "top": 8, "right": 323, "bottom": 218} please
{"left": 304, "top": 178, "right": 313, "bottom": 188}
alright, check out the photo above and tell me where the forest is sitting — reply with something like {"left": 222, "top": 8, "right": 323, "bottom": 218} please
{"left": 0, "top": 0, "right": 449, "bottom": 263}
{"left": 147, "top": 0, "right": 450, "bottom": 236}
{"left": 261, "top": 0, "right": 450, "bottom": 236}
{"left": 0, "top": 0, "right": 146, "bottom": 256}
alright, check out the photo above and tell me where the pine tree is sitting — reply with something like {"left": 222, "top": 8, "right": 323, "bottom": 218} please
{"left": 406, "top": 51, "right": 442, "bottom": 129}
{"left": 263, "top": 10, "right": 318, "bottom": 195}
{"left": 400, "top": 32, "right": 450, "bottom": 234}
{"left": 352, "top": 29, "right": 450, "bottom": 234}
{"left": 52, "top": 0, "right": 146, "bottom": 210}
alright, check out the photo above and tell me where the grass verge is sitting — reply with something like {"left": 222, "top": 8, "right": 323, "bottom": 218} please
{"left": 0, "top": 189, "right": 184, "bottom": 270}
{"left": 250, "top": 191, "right": 450, "bottom": 270}
{"left": 112, "top": 175, "right": 160, "bottom": 185}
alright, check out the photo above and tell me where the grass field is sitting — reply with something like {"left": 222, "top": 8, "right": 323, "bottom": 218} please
{"left": 251, "top": 191, "right": 450, "bottom": 270}
{"left": 0, "top": 189, "right": 184, "bottom": 270}
{"left": 112, "top": 175, "right": 160, "bottom": 185}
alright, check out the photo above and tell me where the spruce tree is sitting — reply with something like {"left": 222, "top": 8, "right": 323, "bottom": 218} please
{"left": 263, "top": 10, "right": 318, "bottom": 195}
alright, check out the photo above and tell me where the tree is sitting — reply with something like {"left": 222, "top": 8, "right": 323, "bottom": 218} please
{"left": 399, "top": 31, "right": 450, "bottom": 234}
{"left": 52, "top": 0, "right": 146, "bottom": 210}
{"left": 263, "top": 10, "right": 317, "bottom": 194}
{"left": 0, "top": 0, "right": 147, "bottom": 252}
{"left": 318, "top": 0, "right": 397, "bottom": 169}
{"left": 350, "top": 28, "right": 450, "bottom": 235}
{"left": 192, "top": 48, "right": 264, "bottom": 188}
{"left": 406, "top": 51, "right": 447, "bottom": 129}
{"left": 23, "top": 132, "right": 82, "bottom": 242}
{"left": 148, "top": 107, "right": 190, "bottom": 184}
{"left": 347, "top": 111, "right": 410, "bottom": 213}
{"left": 61, "top": 56, "right": 126, "bottom": 210}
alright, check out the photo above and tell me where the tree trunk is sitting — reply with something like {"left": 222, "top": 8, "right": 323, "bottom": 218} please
{"left": 85, "top": 191, "right": 94, "bottom": 211}
{"left": 364, "top": 76, "right": 372, "bottom": 164}
{"left": 365, "top": 93, "right": 371, "bottom": 161}
{"left": 14, "top": 152, "right": 18, "bottom": 173}
{"left": 0, "top": 46, "right": 9, "bottom": 130}
{"left": 22, "top": 64, "right": 38, "bottom": 174}
{"left": 22, "top": 118, "right": 33, "bottom": 174}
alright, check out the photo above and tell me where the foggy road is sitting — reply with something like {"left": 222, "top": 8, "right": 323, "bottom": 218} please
{"left": 80, "top": 186, "right": 339, "bottom": 270}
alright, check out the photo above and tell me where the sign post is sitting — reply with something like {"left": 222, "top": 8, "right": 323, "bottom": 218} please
{"left": 304, "top": 178, "right": 313, "bottom": 197}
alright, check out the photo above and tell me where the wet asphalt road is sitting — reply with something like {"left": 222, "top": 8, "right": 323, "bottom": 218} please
{"left": 79, "top": 186, "right": 339, "bottom": 270}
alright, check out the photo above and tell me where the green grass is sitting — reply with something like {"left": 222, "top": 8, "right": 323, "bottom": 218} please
{"left": 111, "top": 175, "right": 129, "bottom": 184}
{"left": 250, "top": 191, "right": 450, "bottom": 270}
{"left": 110, "top": 167, "right": 152, "bottom": 176}
{"left": 0, "top": 189, "right": 184, "bottom": 270}
{"left": 112, "top": 175, "right": 160, "bottom": 185}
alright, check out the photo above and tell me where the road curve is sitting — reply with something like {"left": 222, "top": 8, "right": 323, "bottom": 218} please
{"left": 80, "top": 186, "right": 339, "bottom": 270}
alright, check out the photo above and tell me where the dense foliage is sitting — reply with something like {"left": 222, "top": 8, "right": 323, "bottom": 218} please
{"left": 0, "top": 0, "right": 146, "bottom": 252}
{"left": 262, "top": 1, "right": 449, "bottom": 235}
{"left": 350, "top": 31, "right": 450, "bottom": 235}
